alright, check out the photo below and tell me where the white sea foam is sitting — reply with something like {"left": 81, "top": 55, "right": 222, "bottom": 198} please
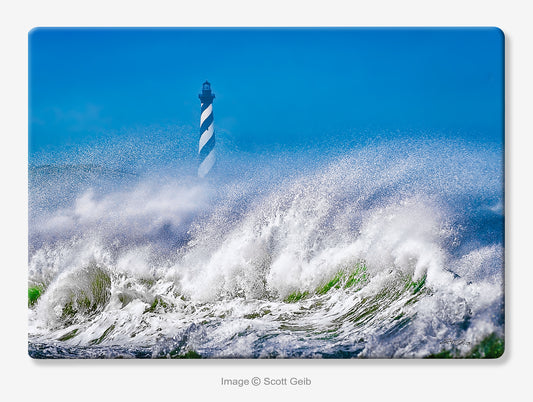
{"left": 28, "top": 139, "right": 504, "bottom": 358}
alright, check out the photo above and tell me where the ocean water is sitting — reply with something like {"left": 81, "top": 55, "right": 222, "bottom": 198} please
{"left": 28, "top": 137, "right": 504, "bottom": 358}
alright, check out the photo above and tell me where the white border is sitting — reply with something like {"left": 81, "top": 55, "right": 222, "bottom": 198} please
{"left": 2, "top": 0, "right": 530, "bottom": 400}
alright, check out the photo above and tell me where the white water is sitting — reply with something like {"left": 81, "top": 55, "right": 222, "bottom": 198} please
{"left": 28, "top": 140, "right": 504, "bottom": 358}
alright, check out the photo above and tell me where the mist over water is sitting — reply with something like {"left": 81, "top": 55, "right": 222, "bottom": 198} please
{"left": 28, "top": 133, "right": 504, "bottom": 358}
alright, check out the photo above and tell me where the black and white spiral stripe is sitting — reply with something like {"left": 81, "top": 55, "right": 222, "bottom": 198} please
{"left": 198, "top": 99, "right": 215, "bottom": 177}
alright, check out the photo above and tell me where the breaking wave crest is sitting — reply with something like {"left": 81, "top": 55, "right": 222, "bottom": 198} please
{"left": 28, "top": 139, "right": 504, "bottom": 358}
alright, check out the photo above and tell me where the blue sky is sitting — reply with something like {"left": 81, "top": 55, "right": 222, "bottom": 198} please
{"left": 29, "top": 28, "right": 503, "bottom": 157}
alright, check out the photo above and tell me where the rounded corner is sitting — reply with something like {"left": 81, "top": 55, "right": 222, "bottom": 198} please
{"left": 28, "top": 27, "right": 44, "bottom": 39}
{"left": 491, "top": 341, "right": 505, "bottom": 359}
{"left": 490, "top": 27, "right": 505, "bottom": 42}
{"left": 27, "top": 349, "right": 38, "bottom": 360}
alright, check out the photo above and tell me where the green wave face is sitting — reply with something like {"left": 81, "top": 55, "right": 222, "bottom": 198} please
{"left": 28, "top": 142, "right": 504, "bottom": 358}
{"left": 28, "top": 286, "right": 43, "bottom": 307}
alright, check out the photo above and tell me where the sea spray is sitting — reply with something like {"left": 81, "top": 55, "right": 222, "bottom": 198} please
{"left": 28, "top": 139, "right": 504, "bottom": 358}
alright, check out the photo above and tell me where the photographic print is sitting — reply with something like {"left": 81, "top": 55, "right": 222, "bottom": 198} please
{"left": 28, "top": 28, "right": 504, "bottom": 358}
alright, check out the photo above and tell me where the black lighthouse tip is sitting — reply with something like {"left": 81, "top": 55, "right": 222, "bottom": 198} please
{"left": 199, "top": 81, "right": 215, "bottom": 101}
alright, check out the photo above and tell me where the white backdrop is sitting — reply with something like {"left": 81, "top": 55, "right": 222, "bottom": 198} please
{"left": 1, "top": 1, "right": 529, "bottom": 400}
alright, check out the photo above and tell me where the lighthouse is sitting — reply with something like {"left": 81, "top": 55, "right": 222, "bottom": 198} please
{"left": 198, "top": 81, "right": 215, "bottom": 178}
